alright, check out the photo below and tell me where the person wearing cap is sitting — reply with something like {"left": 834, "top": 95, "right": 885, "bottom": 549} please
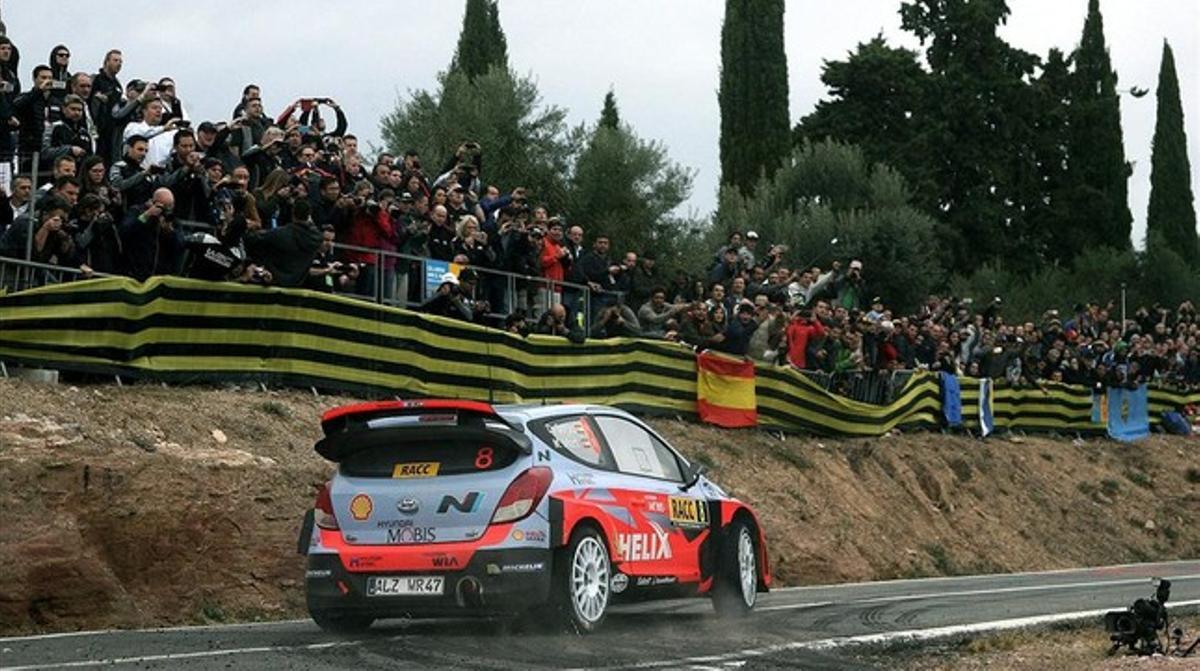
{"left": 627, "top": 251, "right": 659, "bottom": 308}
{"left": 715, "top": 301, "right": 760, "bottom": 356}
{"left": 42, "top": 94, "right": 93, "bottom": 165}
{"left": 830, "top": 258, "right": 867, "bottom": 311}
{"left": 419, "top": 271, "right": 474, "bottom": 322}
{"left": 738, "top": 231, "right": 759, "bottom": 270}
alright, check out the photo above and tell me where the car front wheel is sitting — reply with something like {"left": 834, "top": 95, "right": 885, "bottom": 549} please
{"left": 554, "top": 526, "right": 611, "bottom": 633}
{"left": 712, "top": 518, "right": 758, "bottom": 617}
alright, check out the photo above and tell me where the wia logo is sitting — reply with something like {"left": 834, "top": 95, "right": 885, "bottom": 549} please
{"left": 431, "top": 555, "right": 460, "bottom": 568}
{"left": 616, "top": 524, "right": 672, "bottom": 562}
{"left": 437, "top": 492, "right": 481, "bottom": 513}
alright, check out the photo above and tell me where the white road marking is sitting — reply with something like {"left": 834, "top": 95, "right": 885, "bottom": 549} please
{"left": 595, "top": 598, "right": 1200, "bottom": 670}
{"left": 0, "top": 638, "right": 364, "bottom": 670}
{"left": 771, "top": 559, "right": 1200, "bottom": 593}
{"left": 0, "top": 619, "right": 310, "bottom": 644}
{"left": 759, "top": 574, "right": 1200, "bottom": 612}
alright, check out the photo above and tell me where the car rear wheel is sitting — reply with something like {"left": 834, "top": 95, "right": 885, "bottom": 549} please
{"left": 712, "top": 518, "right": 757, "bottom": 617}
{"left": 310, "top": 610, "right": 374, "bottom": 634}
{"left": 554, "top": 526, "right": 611, "bottom": 633}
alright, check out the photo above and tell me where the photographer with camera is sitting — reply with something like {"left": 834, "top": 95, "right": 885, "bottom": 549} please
{"left": 41, "top": 94, "right": 92, "bottom": 167}
{"left": 119, "top": 187, "right": 183, "bottom": 281}
{"left": 0, "top": 196, "right": 74, "bottom": 265}
{"left": 155, "top": 78, "right": 187, "bottom": 124}
{"left": 240, "top": 126, "right": 287, "bottom": 190}
{"left": 71, "top": 193, "right": 122, "bottom": 274}
{"left": 122, "top": 98, "right": 184, "bottom": 168}
{"left": 341, "top": 180, "right": 394, "bottom": 299}
{"left": 306, "top": 225, "right": 359, "bottom": 293}
{"left": 12, "top": 64, "right": 61, "bottom": 174}
{"left": 434, "top": 142, "right": 483, "bottom": 194}
{"left": 160, "top": 130, "right": 214, "bottom": 223}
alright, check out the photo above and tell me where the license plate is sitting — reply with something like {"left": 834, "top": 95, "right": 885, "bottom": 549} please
{"left": 366, "top": 575, "right": 444, "bottom": 597}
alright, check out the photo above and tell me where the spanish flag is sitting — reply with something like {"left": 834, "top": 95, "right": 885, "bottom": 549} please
{"left": 696, "top": 351, "right": 757, "bottom": 428}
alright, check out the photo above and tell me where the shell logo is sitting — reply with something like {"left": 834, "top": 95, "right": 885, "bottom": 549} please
{"left": 349, "top": 494, "right": 373, "bottom": 521}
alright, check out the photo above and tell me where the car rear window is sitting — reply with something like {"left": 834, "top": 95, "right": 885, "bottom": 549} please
{"left": 339, "top": 438, "right": 518, "bottom": 478}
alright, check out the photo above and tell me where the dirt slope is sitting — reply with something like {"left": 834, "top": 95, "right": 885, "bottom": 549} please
{"left": 0, "top": 378, "right": 1197, "bottom": 634}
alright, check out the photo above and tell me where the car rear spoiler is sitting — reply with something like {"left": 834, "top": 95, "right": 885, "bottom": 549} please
{"left": 315, "top": 399, "right": 532, "bottom": 462}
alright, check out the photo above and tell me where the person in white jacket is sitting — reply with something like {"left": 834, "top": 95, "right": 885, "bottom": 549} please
{"left": 122, "top": 98, "right": 181, "bottom": 168}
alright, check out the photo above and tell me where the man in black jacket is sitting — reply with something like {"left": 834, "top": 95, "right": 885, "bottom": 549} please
{"left": 243, "top": 199, "right": 323, "bottom": 287}
{"left": 119, "top": 187, "right": 183, "bottom": 281}
{"left": 42, "top": 94, "right": 92, "bottom": 166}
{"left": 109, "top": 135, "right": 158, "bottom": 206}
{"left": 12, "top": 65, "right": 60, "bottom": 174}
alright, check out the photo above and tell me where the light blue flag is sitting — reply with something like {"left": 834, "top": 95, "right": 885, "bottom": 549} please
{"left": 1107, "top": 384, "right": 1150, "bottom": 442}
{"left": 941, "top": 372, "right": 962, "bottom": 427}
{"left": 979, "top": 378, "right": 994, "bottom": 437}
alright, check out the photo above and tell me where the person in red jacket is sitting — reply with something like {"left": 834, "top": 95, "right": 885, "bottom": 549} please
{"left": 342, "top": 182, "right": 394, "bottom": 301}
{"left": 539, "top": 218, "right": 569, "bottom": 313}
{"left": 786, "top": 307, "right": 826, "bottom": 369}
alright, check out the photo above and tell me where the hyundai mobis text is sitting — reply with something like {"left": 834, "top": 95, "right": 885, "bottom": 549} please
{"left": 299, "top": 400, "right": 770, "bottom": 633}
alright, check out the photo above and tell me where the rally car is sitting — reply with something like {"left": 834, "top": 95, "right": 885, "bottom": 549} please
{"left": 298, "top": 399, "right": 770, "bottom": 633}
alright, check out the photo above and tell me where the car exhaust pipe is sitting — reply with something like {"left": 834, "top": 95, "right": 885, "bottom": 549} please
{"left": 457, "top": 577, "right": 484, "bottom": 608}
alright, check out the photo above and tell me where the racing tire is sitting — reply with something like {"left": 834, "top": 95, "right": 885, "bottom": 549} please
{"left": 711, "top": 518, "right": 758, "bottom": 617}
{"left": 553, "top": 526, "right": 611, "bottom": 633}
{"left": 309, "top": 610, "right": 374, "bottom": 634}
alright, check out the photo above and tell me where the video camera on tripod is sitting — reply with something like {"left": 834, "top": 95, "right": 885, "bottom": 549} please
{"left": 1104, "top": 578, "right": 1198, "bottom": 657}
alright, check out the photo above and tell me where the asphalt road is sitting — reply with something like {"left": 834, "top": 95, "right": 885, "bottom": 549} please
{"left": 3, "top": 560, "right": 1198, "bottom": 670}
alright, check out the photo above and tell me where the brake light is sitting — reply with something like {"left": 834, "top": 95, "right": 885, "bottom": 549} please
{"left": 491, "top": 467, "right": 552, "bottom": 524}
{"left": 314, "top": 482, "right": 339, "bottom": 530}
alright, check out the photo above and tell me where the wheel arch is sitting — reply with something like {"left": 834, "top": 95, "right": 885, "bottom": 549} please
{"left": 723, "top": 503, "right": 771, "bottom": 591}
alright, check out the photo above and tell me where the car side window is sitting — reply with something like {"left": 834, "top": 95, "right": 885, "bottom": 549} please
{"left": 540, "top": 415, "right": 615, "bottom": 470}
{"left": 593, "top": 416, "right": 684, "bottom": 482}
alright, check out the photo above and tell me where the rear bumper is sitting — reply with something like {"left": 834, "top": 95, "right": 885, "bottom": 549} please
{"left": 305, "top": 547, "right": 553, "bottom": 617}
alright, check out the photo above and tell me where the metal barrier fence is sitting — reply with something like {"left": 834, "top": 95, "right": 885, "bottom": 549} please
{"left": 0, "top": 256, "right": 96, "bottom": 294}
{"left": 800, "top": 369, "right": 918, "bottom": 406}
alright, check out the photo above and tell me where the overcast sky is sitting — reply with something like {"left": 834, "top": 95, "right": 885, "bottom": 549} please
{"left": 3, "top": 0, "right": 1196, "bottom": 246}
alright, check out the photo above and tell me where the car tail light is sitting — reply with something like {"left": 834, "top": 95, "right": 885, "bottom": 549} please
{"left": 491, "top": 467, "right": 552, "bottom": 525}
{"left": 314, "top": 482, "right": 339, "bottom": 530}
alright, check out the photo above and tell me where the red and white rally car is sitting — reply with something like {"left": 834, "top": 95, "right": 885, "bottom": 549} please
{"left": 299, "top": 399, "right": 770, "bottom": 633}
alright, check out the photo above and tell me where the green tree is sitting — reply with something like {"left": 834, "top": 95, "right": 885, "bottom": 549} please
{"left": 450, "top": 0, "right": 508, "bottom": 81}
{"left": 899, "top": 0, "right": 1041, "bottom": 273}
{"left": 566, "top": 91, "right": 695, "bottom": 259}
{"left": 718, "top": 0, "right": 790, "bottom": 196}
{"left": 1066, "top": 0, "right": 1132, "bottom": 251}
{"left": 1028, "top": 48, "right": 1080, "bottom": 265}
{"left": 717, "top": 140, "right": 945, "bottom": 312}
{"left": 795, "top": 36, "right": 935, "bottom": 209}
{"left": 380, "top": 68, "right": 572, "bottom": 206}
{"left": 598, "top": 90, "right": 620, "bottom": 130}
{"left": 1146, "top": 40, "right": 1198, "bottom": 266}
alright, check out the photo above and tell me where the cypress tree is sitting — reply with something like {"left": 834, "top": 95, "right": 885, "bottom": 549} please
{"left": 718, "top": 0, "right": 790, "bottom": 196}
{"left": 450, "top": 0, "right": 509, "bottom": 80}
{"left": 1146, "top": 41, "right": 1198, "bottom": 265}
{"left": 1067, "top": 0, "right": 1132, "bottom": 250}
{"left": 599, "top": 90, "right": 620, "bottom": 130}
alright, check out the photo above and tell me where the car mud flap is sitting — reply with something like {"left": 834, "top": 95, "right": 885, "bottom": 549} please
{"left": 297, "top": 509, "right": 315, "bottom": 555}
{"left": 549, "top": 496, "right": 564, "bottom": 548}
{"left": 699, "top": 500, "right": 720, "bottom": 582}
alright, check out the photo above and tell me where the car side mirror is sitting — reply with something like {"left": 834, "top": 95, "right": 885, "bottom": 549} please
{"left": 681, "top": 462, "right": 708, "bottom": 491}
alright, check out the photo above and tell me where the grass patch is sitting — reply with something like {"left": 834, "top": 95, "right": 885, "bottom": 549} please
{"left": 948, "top": 457, "right": 973, "bottom": 482}
{"left": 1100, "top": 479, "right": 1121, "bottom": 496}
{"left": 257, "top": 401, "right": 292, "bottom": 418}
{"left": 925, "top": 543, "right": 958, "bottom": 575}
{"left": 771, "top": 443, "right": 813, "bottom": 471}
{"left": 1125, "top": 470, "right": 1153, "bottom": 489}
{"left": 692, "top": 451, "right": 717, "bottom": 471}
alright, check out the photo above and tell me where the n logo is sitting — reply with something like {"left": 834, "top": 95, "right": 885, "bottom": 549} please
{"left": 437, "top": 492, "right": 482, "bottom": 514}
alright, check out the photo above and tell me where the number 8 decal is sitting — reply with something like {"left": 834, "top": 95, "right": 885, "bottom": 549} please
{"left": 475, "top": 446, "right": 494, "bottom": 470}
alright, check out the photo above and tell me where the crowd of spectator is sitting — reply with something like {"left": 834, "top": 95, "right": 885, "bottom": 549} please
{"left": 0, "top": 35, "right": 1197, "bottom": 393}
